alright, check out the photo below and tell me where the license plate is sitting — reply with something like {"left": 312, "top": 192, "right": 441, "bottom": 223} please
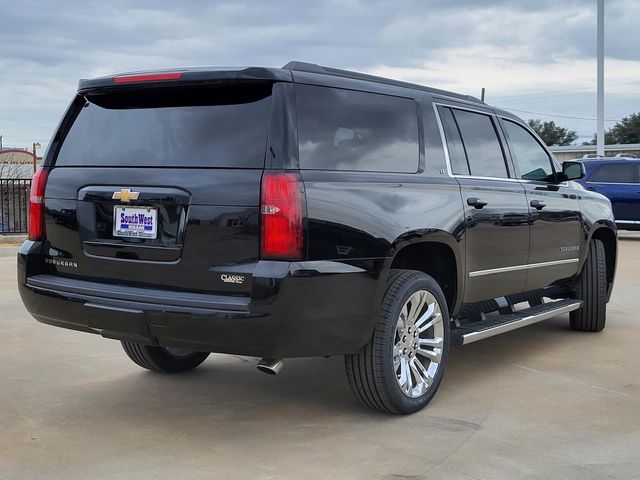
{"left": 113, "top": 206, "right": 158, "bottom": 239}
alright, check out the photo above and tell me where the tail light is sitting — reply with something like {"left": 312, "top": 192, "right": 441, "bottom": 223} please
{"left": 28, "top": 168, "right": 49, "bottom": 241}
{"left": 260, "top": 172, "right": 304, "bottom": 260}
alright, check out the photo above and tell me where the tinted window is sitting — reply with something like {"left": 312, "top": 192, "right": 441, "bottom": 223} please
{"left": 591, "top": 164, "right": 638, "bottom": 183}
{"left": 503, "top": 120, "right": 554, "bottom": 181}
{"left": 56, "top": 84, "right": 272, "bottom": 168}
{"left": 296, "top": 85, "right": 419, "bottom": 172}
{"left": 452, "top": 109, "right": 508, "bottom": 178}
{"left": 439, "top": 107, "right": 470, "bottom": 175}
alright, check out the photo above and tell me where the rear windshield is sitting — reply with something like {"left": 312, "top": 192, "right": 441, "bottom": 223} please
{"left": 55, "top": 84, "right": 272, "bottom": 168}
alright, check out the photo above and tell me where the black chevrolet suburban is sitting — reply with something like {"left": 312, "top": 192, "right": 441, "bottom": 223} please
{"left": 18, "top": 62, "right": 617, "bottom": 414}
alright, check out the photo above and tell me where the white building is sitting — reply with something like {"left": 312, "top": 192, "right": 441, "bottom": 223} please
{"left": 549, "top": 143, "right": 640, "bottom": 162}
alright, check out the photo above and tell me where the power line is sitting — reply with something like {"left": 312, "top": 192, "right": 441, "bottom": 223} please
{"left": 489, "top": 80, "right": 640, "bottom": 102}
{"left": 494, "top": 90, "right": 596, "bottom": 101}
{"left": 496, "top": 106, "right": 621, "bottom": 122}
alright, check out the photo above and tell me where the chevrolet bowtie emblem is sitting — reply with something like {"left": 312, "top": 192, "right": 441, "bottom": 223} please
{"left": 112, "top": 189, "right": 140, "bottom": 203}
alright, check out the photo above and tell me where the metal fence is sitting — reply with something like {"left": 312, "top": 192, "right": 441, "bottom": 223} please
{"left": 0, "top": 179, "right": 31, "bottom": 234}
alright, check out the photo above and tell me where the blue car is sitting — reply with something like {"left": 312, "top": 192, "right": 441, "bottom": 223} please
{"left": 576, "top": 157, "right": 640, "bottom": 230}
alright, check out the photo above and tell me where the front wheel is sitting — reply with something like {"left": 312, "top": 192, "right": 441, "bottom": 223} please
{"left": 570, "top": 238, "right": 608, "bottom": 332}
{"left": 345, "top": 270, "right": 450, "bottom": 414}
{"left": 121, "top": 341, "right": 210, "bottom": 373}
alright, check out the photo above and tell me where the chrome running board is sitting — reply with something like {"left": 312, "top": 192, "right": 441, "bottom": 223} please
{"left": 451, "top": 299, "right": 582, "bottom": 345}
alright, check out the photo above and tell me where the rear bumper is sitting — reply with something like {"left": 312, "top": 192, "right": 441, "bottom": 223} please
{"left": 18, "top": 242, "right": 385, "bottom": 358}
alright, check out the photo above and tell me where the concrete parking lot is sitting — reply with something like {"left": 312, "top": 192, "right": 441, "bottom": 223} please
{"left": 1, "top": 235, "right": 639, "bottom": 480}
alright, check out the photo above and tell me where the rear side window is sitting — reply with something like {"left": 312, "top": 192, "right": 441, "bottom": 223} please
{"left": 451, "top": 109, "right": 509, "bottom": 178}
{"left": 590, "top": 164, "right": 638, "bottom": 183}
{"left": 55, "top": 84, "right": 272, "bottom": 168}
{"left": 296, "top": 85, "right": 419, "bottom": 172}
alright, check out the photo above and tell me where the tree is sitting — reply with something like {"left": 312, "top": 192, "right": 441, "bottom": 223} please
{"left": 587, "top": 113, "right": 640, "bottom": 145}
{"left": 0, "top": 160, "right": 27, "bottom": 179}
{"left": 527, "top": 119, "right": 578, "bottom": 146}
{"left": 0, "top": 150, "right": 33, "bottom": 179}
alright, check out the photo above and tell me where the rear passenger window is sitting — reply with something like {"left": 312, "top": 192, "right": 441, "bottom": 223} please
{"left": 296, "top": 85, "right": 419, "bottom": 172}
{"left": 451, "top": 109, "right": 509, "bottom": 178}
{"left": 590, "top": 164, "right": 638, "bottom": 183}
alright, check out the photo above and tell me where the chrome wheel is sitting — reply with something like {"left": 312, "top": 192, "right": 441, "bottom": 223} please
{"left": 393, "top": 289, "right": 444, "bottom": 398}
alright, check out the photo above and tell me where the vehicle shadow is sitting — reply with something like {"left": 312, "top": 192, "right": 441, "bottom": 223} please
{"left": 49, "top": 316, "right": 577, "bottom": 423}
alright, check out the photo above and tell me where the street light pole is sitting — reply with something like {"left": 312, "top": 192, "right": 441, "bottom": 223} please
{"left": 32, "top": 142, "right": 41, "bottom": 173}
{"left": 596, "top": 0, "right": 605, "bottom": 157}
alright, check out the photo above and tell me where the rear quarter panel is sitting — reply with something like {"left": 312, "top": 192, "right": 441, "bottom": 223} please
{"left": 302, "top": 170, "right": 466, "bottom": 309}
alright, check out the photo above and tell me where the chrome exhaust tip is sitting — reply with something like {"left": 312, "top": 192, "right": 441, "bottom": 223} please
{"left": 257, "top": 358, "right": 284, "bottom": 375}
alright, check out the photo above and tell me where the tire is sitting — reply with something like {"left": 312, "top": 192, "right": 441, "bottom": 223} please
{"left": 344, "top": 270, "right": 450, "bottom": 414}
{"left": 570, "top": 239, "right": 607, "bottom": 332}
{"left": 121, "top": 341, "right": 210, "bottom": 373}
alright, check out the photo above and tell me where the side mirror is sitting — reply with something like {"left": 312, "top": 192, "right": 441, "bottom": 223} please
{"left": 561, "top": 161, "right": 586, "bottom": 181}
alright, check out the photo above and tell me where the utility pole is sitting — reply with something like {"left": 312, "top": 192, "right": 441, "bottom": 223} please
{"left": 596, "top": 0, "right": 605, "bottom": 157}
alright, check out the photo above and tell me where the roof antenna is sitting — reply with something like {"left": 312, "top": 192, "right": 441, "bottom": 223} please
{"left": 480, "top": 87, "right": 486, "bottom": 102}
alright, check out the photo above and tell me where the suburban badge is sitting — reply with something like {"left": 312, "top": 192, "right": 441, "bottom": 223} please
{"left": 45, "top": 258, "right": 78, "bottom": 268}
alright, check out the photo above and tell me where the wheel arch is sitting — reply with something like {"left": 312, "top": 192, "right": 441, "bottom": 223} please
{"left": 387, "top": 234, "right": 463, "bottom": 315}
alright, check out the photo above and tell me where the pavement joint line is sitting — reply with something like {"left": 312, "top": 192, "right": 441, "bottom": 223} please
{"left": 509, "top": 363, "right": 632, "bottom": 398}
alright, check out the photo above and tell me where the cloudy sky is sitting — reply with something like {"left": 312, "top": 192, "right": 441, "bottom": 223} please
{"left": 1, "top": 0, "right": 639, "bottom": 151}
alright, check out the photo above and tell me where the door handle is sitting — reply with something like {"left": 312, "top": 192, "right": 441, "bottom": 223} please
{"left": 530, "top": 200, "right": 547, "bottom": 210}
{"left": 467, "top": 198, "right": 488, "bottom": 209}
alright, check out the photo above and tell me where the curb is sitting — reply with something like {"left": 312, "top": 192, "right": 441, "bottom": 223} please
{"left": 0, "top": 235, "right": 26, "bottom": 245}
{"left": 0, "top": 247, "right": 18, "bottom": 257}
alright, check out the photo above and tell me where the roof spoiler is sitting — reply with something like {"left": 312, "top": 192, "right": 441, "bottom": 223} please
{"left": 78, "top": 67, "right": 292, "bottom": 93}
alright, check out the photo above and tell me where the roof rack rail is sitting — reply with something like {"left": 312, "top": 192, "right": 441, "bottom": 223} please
{"left": 282, "top": 61, "right": 483, "bottom": 104}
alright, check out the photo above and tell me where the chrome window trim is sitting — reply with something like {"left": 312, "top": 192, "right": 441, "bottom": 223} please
{"left": 451, "top": 174, "right": 521, "bottom": 183}
{"left": 469, "top": 258, "right": 579, "bottom": 277}
{"left": 432, "top": 102, "right": 454, "bottom": 177}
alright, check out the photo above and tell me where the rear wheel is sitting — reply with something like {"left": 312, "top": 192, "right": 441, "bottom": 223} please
{"left": 121, "top": 341, "right": 210, "bottom": 373}
{"left": 345, "top": 270, "right": 450, "bottom": 414}
{"left": 570, "top": 239, "right": 607, "bottom": 332}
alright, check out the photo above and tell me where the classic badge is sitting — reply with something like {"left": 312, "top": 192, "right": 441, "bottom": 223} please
{"left": 221, "top": 274, "right": 245, "bottom": 284}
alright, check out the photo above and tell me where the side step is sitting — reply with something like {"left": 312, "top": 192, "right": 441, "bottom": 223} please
{"left": 451, "top": 299, "right": 582, "bottom": 345}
